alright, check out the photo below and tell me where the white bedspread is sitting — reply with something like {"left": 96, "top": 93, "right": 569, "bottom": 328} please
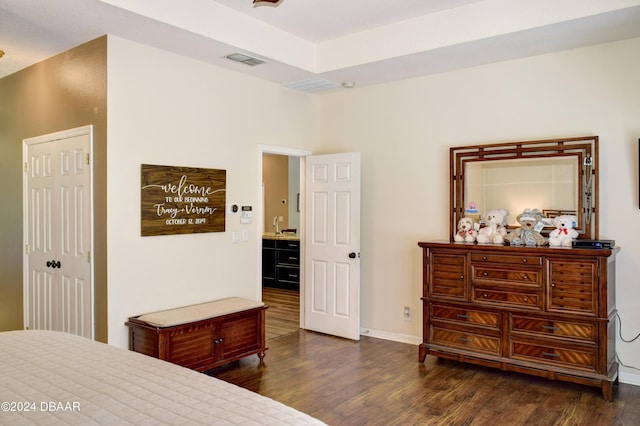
{"left": 0, "top": 330, "right": 325, "bottom": 425}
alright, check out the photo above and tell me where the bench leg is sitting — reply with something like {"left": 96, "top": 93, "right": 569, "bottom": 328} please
{"left": 258, "top": 351, "right": 266, "bottom": 362}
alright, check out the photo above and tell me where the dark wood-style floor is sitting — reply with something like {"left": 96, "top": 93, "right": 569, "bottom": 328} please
{"left": 262, "top": 287, "right": 300, "bottom": 340}
{"left": 209, "top": 296, "right": 640, "bottom": 425}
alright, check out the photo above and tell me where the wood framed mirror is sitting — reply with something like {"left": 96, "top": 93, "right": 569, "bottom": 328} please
{"left": 450, "top": 136, "right": 598, "bottom": 241}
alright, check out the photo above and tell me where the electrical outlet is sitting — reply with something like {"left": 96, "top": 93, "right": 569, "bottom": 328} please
{"left": 403, "top": 306, "right": 411, "bottom": 321}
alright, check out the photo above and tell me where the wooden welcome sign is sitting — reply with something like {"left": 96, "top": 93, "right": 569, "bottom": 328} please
{"left": 141, "top": 164, "right": 226, "bottom": 236}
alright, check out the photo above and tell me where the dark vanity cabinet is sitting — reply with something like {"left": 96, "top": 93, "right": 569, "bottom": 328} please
{"left": 262, "top": 238, "right": 300, "bottom": 291}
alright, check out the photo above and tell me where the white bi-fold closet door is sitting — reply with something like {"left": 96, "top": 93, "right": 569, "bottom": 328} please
{"left": 23, "top": 126, "right": 93, "bottom": 339}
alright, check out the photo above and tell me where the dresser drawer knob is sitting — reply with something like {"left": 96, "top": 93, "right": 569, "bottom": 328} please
{"left": 523, "top": 275, "right": 529, "bottom": 280}
{"left": 456, "top": 314, "right": 472, "bottom": 319}
{"left": 542, "top": 351, "right": 561, "bottom": 358}
{"left": 457, "top": 337, "right": 472, "bottom": 343}
{"left": 542, "top": 325, "right": 561, "bottom": 331}
{"left": 460, "top": 275, "right": 464, "bottom": 279}
{"left": 483, "top": 293, "right": 488, "bottom": 298}
{"left": 551, "top": 283, "right": 556, "bottom": 288}
{"left": 523, "top": 297, "right": 529, "bottom": 302}
{"left": 483, "top": 272, "right": 488, "bottom": 277}
{"left": 522, "top": 258, "right": 528, "bottom": 263}
{"left": 482, "top": 256, "right": 488, "bottom": 260}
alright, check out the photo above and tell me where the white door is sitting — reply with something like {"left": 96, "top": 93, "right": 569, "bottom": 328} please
{"left": 23, "top": 126, "right": 93, "bottom": 339}
{"left": 304, "top": 152, "right": 361, "bottom": 340}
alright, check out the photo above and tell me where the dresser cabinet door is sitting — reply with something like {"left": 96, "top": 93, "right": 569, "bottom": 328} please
{"left": 548, "top": 258, "right": 598, "bottom": 316}
{"left": 429, "top": 252, "right": 466, "bottom": 300}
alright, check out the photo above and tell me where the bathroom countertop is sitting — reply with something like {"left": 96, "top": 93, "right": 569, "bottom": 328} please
{"left": 262, "top": 232, "right": 299, "bottom": 241}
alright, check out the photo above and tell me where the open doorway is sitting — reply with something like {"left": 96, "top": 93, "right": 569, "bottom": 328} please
{"left": 258, "top": 146, "right": 311, "bottom": 341}
{"left": 259, "top": 147, "right": 362, "bottom": 341}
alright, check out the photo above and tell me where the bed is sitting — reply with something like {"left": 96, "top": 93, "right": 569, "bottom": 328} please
{"left": 0, "top": 330, "right": 325, "bottom": 425}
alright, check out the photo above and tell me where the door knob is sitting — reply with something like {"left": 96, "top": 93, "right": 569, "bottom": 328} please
{"left": 348, "top": 252, "right": 359, "bottom": 259}
{"left": 46, "top": 260, "right": 61, "bottom": 268}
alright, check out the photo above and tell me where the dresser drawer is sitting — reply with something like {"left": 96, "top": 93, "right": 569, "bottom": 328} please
{"left": 472, "top": 288, "right": 542, "bottom": 311}
{"left": 472, "top": 266, "right": 541, "bottom": 288}
{"left": 431, "top": 304, "right": 500, "bottom": 330}
{"left": 430, "top": 326, "right": 501, "bottom": 356}
{"left": 471, "top": 253, "right": 542, "bottom": 266}
{"left": 509, "top": 339, "right": 597, "bottom": 372}
{"left": 509, "top": 315, "right": 596, "bottom": 343}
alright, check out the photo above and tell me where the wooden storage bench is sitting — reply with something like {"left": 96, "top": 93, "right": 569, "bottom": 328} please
{"left": 126, "top": 297, "right": 268, "bottom": 372}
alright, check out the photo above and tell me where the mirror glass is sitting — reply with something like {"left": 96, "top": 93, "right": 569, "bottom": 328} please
{"left": 450, "top": 136, "right": 598, "bottom": 241}
{"left": 465, "top": 156, "right": 578, "bottom": 227}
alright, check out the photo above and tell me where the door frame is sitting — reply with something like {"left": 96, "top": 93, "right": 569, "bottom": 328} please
{"left": 258, "top": 145, "right": 312, "bottom": 328}
{"left": 22, "top": 125, "right": 95, "bottom": 337}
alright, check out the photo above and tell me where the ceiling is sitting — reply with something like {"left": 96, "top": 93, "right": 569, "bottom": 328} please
{"left": 2, "top": 0, "right": 640, "bottom": 93}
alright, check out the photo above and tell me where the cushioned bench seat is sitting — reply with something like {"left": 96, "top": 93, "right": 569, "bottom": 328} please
{"left": 136, "top": 297, "right": 265, "bottom": 327}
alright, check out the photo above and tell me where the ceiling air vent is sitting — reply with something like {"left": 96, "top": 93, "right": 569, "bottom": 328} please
{"left": 224, "top": 53, "right": 266, "bottom": 66}
{"left": 284, "top": 78, "right": 341, "bottom": 94}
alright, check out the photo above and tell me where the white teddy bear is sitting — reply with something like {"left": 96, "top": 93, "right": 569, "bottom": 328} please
{"left": 476, "top": 209, "right": 509, "bottom": 244}
{"left": 548, "top": 215, "right": 579, "bottom": 247}
{"left": 454, "top": 217, "right": 478, "bottom": 243}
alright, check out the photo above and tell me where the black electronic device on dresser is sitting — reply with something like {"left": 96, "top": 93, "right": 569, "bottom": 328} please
{"left": 419, "top": 136, "right": 620, "bottom": 401}
{"left": 262, "top": 238, "right": 300, "bottom": 291}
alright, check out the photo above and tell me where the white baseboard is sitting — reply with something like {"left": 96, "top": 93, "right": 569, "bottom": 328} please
{"left": 619, "top": 371, "right": 640, "bottom": 386}
{"left": 359, "top": 328, "right": 421, "bottom": 345}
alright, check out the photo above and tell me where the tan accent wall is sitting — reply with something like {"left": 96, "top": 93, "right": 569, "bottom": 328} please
{"left": 0, "top": 36, "right": 108, "bottom": 342}
{"left": 263, "top": 154, "right": 289, "bottom": 232}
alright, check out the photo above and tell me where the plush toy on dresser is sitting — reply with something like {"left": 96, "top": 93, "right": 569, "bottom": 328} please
{"left": 476, "top": 209, "right": 509, "bottom": 244}
{"left": 504, "top": 208, "right": 547, "bottom": 246}
{"left": 548, "top": 214, "right": 579, "bottom": 247}
{"left": 454, "top": 217, "right": 478, "bottom": 243}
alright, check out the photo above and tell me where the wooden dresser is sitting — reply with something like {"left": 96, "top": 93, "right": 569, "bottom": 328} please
{"left": 418, "top": 241, "right": 619, "bottom": 400}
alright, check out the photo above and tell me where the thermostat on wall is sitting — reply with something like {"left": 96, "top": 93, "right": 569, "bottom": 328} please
{"left": 240, "top": 206, "right": 252, "bottom": 224}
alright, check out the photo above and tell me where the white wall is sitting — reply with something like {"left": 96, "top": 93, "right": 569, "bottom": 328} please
{"left": 106, "top": 36, "right": 321, "bottom": 348}
{"left": 105, "top": 34, "right": 640, "bottom": 384}
{"left": 319, "top": 37, "right": 640, "bottom": 382}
